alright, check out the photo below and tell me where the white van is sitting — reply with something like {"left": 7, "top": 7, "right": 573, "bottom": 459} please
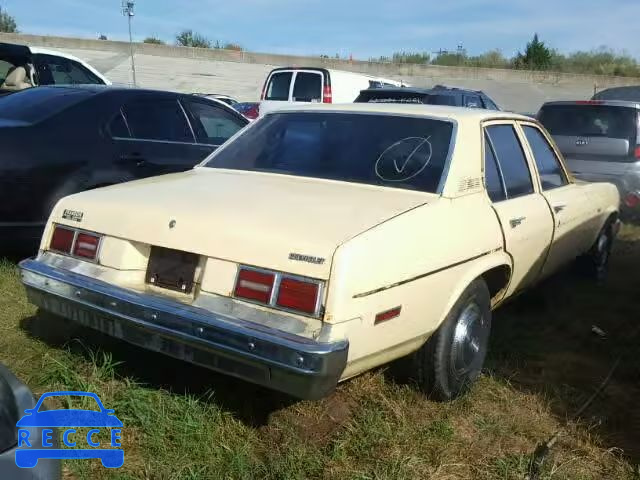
{"left": 258, "top": 67, "right": 408, "bottom": 115}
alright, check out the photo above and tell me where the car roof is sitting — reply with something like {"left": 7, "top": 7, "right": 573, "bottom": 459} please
{"left": 269, "top": 102, "right": 528, "bottom": 122}
{"left": 542, "top": 100, "right": 640, "bottom": 109}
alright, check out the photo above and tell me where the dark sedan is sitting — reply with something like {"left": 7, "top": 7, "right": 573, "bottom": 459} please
{"left": 0, "top": 85, "right": 248, "bottom": 252}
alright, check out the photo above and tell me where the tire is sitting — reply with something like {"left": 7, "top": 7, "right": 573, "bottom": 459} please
{"left": 579, "top": 222, "right": 613, "bottom": 284}
{"left": 411, "top": 278, "right": 492, "bottom": 401}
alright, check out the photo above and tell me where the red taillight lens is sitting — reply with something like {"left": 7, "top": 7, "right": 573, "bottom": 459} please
{"left": 234, "top": 268, "right": 275, "bottom": 304}
{"left": 634, "top": 146, "right": 640, "bottom": 159}
{"left": 50, "top": 226, "right": 75, "bottom": 254}
{"left": 625, "top": 192, "right": 640, "bottom": 208}
{"left": 276, "top": 277, "right": 319, "bottom": 315}
{"left": 323, "top": 85, "right": 332, "bottom": 104}
{"left": 73, "top": 232, "right": 101, "bottom": 259}
{"left": 245, "top": 104, "right": 259, "bottom": 120}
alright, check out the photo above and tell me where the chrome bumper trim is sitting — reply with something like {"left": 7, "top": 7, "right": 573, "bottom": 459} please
{"left": 19, "top": 259, "right": 348, "bottom": 400}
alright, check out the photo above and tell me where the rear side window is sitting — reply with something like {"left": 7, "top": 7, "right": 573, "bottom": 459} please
{"left": 292, "top": 73, "right": 322, "bottom": 102}
{"left": 523, "top": 126, "right": 568, "bottom": 190}
{"left": 109, "top": 110, "right": 130, "bottom": 138}
{"left": 539, "top": 104, "right": 637, "bottom": 141}
{"left": 265, "top": 72, "right": 292, "bottom": 101}
{"left": 486, "top": 125, "right": 534, "bottom": 199}
{"left": 183, "top": 99, "right": 245, "bottom": 145}
{"left": 484, "top": 135, "right": 506, "bottom": 202}
{"left": 122, "top": 99, "right": 194, "bottom": 143}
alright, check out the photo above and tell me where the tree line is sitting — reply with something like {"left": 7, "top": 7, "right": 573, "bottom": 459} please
{"left": 373, "top": 34, "right": 640, "bottom": 77}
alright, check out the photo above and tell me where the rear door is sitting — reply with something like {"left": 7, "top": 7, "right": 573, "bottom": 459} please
{"left": 291, "top": 71, "right": 323, "bottom": 103}
{"left": 111, "top": 96, "right": 208, "bottom": 178}
{"left": 537, "top": 103, "right": 639, "bottom": 188}
{"left": 483, "top": 122, "right": 555, "bottom": 294}
{"left": 518, "top": 122, "right": 596, "bottom": 275}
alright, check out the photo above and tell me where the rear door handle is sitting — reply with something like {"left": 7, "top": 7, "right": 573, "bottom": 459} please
{"left": 553, "top": 204, "right": 566, "bottom": 213}
{"left": 509, "top": 216, "right": 526, "bottom": 228}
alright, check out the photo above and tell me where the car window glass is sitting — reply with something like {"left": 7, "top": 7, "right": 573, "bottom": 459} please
{"left": 292, "top": 72, "right": 322, "bottom": 102}
{"left": 464, "top": 95, "right": 482, "bottom": 108}
{"left": 538, "top": 105, "right": 636, "bottom": 140}
{"left": 425, "top": 94, "right": 458, "bottom": 106}
{"left": 484, "top": 134, "right": 506, "bottom": 202}
{"left": 483, "top": 96, "right": 499, "bottom": 110}
{"left": 122, "top": 99, "right": 193, "bottom": 142}
{"left": 0, "top": 59, "right": 16, "bottom": 84}
{"left": 205, "top": 112, "right": 454, "bottom": 194}
{"left": 486, "top": 125, "right": 534, "bottom": 198}
{"left": 265, "top": 72, "right": 293, "bottom": 101}
{"left": 34, "top": 55, "right": 103, "bottom": 85}
{"left": 109, "top": 111, "right": 130, "bottom": 138}
{"left": 523, "top": 125, "right": 568, "bottom": 190}
{"left": 184, "top": 100, "right": 245, "bottom": 145}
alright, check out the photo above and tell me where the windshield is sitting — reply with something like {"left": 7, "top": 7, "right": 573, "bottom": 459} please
{"left": 204, "top": 112, "right": 454, "bottom": 193}
{"left": 0, "top": 86, "right": 93, "bottom": 123}
{"left": 539, "top": 104, "right": 638, "bottom": 139}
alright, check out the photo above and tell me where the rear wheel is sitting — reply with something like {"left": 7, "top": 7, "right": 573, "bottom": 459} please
{"left": 411, "top": 279, "right": 491, "bottom": 401}
{"left": 579, "top": 222, "right": 613, "bottom": 284}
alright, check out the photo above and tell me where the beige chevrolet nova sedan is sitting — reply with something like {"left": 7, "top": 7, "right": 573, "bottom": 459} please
{"left": 19, "top": 104, "right": 620, "bottom": 401}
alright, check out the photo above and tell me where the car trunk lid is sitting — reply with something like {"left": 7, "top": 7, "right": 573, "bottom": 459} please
{"left": 51, "top": 169, "right": 435, "bottom": 278}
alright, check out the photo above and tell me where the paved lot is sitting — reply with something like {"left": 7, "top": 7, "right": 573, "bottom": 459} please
{"left": 64, "top": 47, "right": 597, "bottom": 113}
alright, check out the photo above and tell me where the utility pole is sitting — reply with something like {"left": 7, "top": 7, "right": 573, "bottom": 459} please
{"left": 122, "top": 1, "right": 137, "bottom": 86}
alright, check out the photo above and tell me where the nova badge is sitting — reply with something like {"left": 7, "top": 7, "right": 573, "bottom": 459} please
{"left": 289, "top": 253, "right": 326, "bottom": 265}
{"left": 62, "top": 209, "right": 83, "bottom": 222}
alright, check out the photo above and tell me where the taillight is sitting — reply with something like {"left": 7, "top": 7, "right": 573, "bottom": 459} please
{"left": 234, "top": 266, "right": 323, "bottom": 316}
{"left": 234, "top": 268, "right": 275, "bottom": 304}
{"left": 276, "top": 277, "right": 319, "bottom": 315}
{"left": 73, "top": 232, "right": 101, "bottom": 260}
{"left": 323, "top": 85, "right": 332, "bottom": 104}
{"left": 624, "top": 191, "right": 640, "bottom": 208}
{"left": 634, "top": 146, "right": 640, "bottom": 159}
{"left": 50, "top": 226, "right": 75, "bottom": 254}
{"left": 245, "top": 104, "right": 259, "bottom": 120}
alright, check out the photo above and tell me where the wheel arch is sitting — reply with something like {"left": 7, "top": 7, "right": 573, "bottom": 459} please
{"left": 440, "top": 251, "right": 513, "bottom": 319}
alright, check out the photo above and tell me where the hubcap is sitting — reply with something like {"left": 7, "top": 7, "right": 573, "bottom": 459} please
{"left": 596, "top": 231, "right": 610, "bottom": 271}
{"left": 450, "top": 303, "right": 487, "bottom": 377}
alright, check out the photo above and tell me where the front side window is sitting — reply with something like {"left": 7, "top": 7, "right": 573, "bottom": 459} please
{"left": 486, "top": 125, "right": 534, "bottom": 199}
{"left": 108, "top": 110, "right": 131, "bottom": 138}
{"left": 292, "top": 73, "right": 322, "bottom": 102}
{"left": 205, "top": 112, "right": 454, "bottom": 193}
{"left": 122, "top": 99, "right": 193, "bottom": 142}
{"left": 523, "top": 126, "right": 568, "bottom": 190}
{"left": 183, "top": 100, "right": 245, "bottom": 145}
{"left": 265, "top": 72, "right": 292, "bottom": 101}
{"left": 34, "top": 54, "right": 103, "bottom": 85}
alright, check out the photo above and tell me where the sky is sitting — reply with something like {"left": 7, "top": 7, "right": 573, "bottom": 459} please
{"left": 2, "top": 0, "right": 640, "bottom": 60}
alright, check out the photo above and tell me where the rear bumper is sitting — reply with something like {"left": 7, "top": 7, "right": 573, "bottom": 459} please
{"left": 19, "top": 259, "right": 348, "bottom": 400}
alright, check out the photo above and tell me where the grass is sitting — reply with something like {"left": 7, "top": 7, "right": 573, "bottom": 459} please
{"left": 2, "top": 226, "right": 640, "bottom": 479}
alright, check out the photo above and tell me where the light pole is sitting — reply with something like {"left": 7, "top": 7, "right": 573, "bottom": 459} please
{"left": 122, "top": 1, "right": 137, "bottom": 86}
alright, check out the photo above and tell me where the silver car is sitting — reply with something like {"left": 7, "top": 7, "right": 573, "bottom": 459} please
{"left": 537, "top": 100, "right": 640, "bottom": 216}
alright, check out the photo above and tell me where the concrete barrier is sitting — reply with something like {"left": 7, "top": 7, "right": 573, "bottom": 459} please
{"left": 2, "top": 31, "right": 639, "bottom": 112}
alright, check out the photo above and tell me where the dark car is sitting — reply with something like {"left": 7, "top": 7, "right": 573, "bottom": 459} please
{"left": 0, "top": 363, "right": 61, "bottom": 479}
{"left": 592, "top": 86, "right": 640, "bottom": 102}
{"left": 0, "top": 85, "right": 248, "bottom": 252}
{"left": 354, "top": 85, "right": 500, "bottom": 110}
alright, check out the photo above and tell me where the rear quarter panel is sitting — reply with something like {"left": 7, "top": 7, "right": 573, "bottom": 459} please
{"left": 324, "top": 194, "right": 508, "bottom": 378}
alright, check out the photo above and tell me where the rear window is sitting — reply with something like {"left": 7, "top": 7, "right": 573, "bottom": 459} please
{"left": 265, "top": 72, "right": 293, "bottom": 101}
{"left": 0, "top": 87, "right": 93, "bottom": 123}
{"left": 204, "top": 112, "right": 454, "bottom": 193}
{"left": 539, "top": 104, "right": 637, "bottom": 140}
{"left": 292, "top": 72, "right": 322, "bottom": 102}
{"left": 355, "top": 91, "right": 460, "bottom": 107}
